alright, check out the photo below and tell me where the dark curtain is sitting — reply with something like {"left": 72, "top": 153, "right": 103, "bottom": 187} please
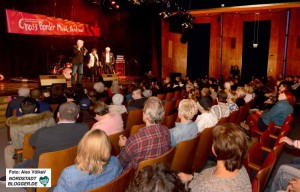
{"left": 241, "top": 20, "right": 271, "bottom": 83}
{"left": 187, "top": 23, "right": 211, "bottom": 81}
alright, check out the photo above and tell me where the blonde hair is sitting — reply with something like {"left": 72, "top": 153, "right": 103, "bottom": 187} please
{"left": 143, "top": 97, "right": 165, "bottom": 124}
{"left": 227, "top": 91, "right": 238, "bottom": 103}
{"left": 224, "top": 81, "right": 231, "bottom": 90}
{"left": 178, "top": 99, "right": 198, "bottom": 120}
{"left": 236, "top": 87, "right": 246, "bottom": 97}
{"left": 244, "top": 84, "right": 254, "bottom": 94}
{"left": 76, "top": 129, "right": 111, "bottom": 175}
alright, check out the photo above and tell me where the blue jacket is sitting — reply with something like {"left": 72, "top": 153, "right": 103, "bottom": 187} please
{"left": 54, "top": 156, "right": 123, "bottom": 192}
{"left": 169, "top": 121, "right": 198, "bottom": 147}
{"left": 261, "top": 100, "right": 293, "bottom": 126}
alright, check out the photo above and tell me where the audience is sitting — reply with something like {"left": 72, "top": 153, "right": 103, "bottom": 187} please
{"left": 118, "top": 97, "right": 170, "bottom": 170}
{"left": 178, "top": 123, "right": 251, "bottom": 192}
{"left": 127, "top": 164, "right": 187, "bottom": 192}
{"left": 53, "top": 129, "right": 123, "bottom": 192}
{"left": 4, "top": 97, "right": 55, "bottom": 168}
{"left": 5, "top": 86, "right": 30, "bottom": 118}
{"left": 195, "top": 96, "right": 218, "bottom": 133}
{"left": 16, "top": 102, "right": 89, "bottom": 168}
{"left": 44, "top": 83, "right": 67, "bottom": 105}
{"left": 93, "top": 82, "right": 108, "bottom": 99}
{"left": 226, "top": 91, "right": 239, "bottom": 112}
{"left": 91, "top": 100, "right": 124, "bottom": 135}
{"left": 127, "top": 87, "right": 147, "bottom": 111}
{"left": 30, "top": 88, "right": 51, "bottom": 113}
{"left": 211, "top": 90, "right": 230, "bottom": 120}
{"left": 235, "top": 87, "right": 246, "bottom": 107}
{"left": 109, "top": 93, "right": 127, "bottom": 114}
{"left": 169, "top": 99, "right": 198, "bottom": 147}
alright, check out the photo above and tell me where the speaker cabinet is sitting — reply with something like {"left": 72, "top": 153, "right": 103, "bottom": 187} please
{"left": 39, "top": 75, "right": 66, "bottom": 86}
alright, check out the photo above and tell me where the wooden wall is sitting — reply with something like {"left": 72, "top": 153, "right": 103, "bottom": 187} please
{"left": 161, "top": 4, "right": 300, "bottom": 80}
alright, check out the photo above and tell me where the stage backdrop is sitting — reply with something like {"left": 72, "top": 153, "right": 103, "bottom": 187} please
{"left": 6, "top": 9, "right": 100, "bottom": 37}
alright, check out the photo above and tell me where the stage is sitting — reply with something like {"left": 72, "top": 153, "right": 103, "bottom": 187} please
{"left": 0, "top": 75, "right": 145, "bottom": 97}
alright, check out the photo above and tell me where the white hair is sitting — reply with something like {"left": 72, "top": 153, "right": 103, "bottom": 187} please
{"left": 18, "top": 87, "right": 30, "bottom": 97}
{"left": 143, "top": 97, "right": 165, "bottom": 124}
{"left": 93, "top": 82, "right": 105, "bottom": 93}
{"left": 77, "top": 39, "right": 84, "bottom": 47}
{"left": 105, "top": 47, "right": 110, "bottom": 52}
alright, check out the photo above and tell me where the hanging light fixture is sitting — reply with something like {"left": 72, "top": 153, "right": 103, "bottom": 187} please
{"left": 253, "top": 12, "right": 259, "bottom": 48}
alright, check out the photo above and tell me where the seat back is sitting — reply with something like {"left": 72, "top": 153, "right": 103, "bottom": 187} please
{"left": 171, "top": 134, "right": 200, "bottom": 173}
{"left": 174, "top": 90, "right": 182, "bottom": 100}
{"left": 252, "top": 151, "right": 276, "bottom": 192}
{"left": 36, "top": 145, "right": 77, "bottom": 192}
{"left": 163, "top": 100, "right": 176, "bottom": 116}
{"left": 236, "top": 105, "right": 246, "bottom": 125}
{"left": 126, "top": 109, "right": 143, "bottom": 130}
{"left": 228, "top": 110, "right": 239, "bottom": 123}
{"left": 23, "top": 132, "right": 35, "bottom": 160}
{"left": 156, "top": 93, "right": 166, "bottom": 101}
{"left": 50, "top": 104, "right": 58, "bottom": 112}
{"left": 165, "top": 92, "right": 175, "bottom": 101}
{"left": 130, "top": 124, "right": 146, "bottom": 136}
{"left": 162, "top": 113, "right": 178, "bottom": 129}
{"left": 180, "top": 90, "right": 187, "bottom": 98}
{"left": 85, "top": 168, "right": 134, "bottom": 192}
{"left": 241, "top": 102, "right": 251, "bottom": 122}
{"left": 217, "top": 116, "right": 229, "bottom": 124}
{"left": 136, "top": 147, "right": 175, "bottom": 177}
{"left": 247, "top": 142, "right": 264, "bottom": 166}
{"left": 192, "top": 127, "right": 213, "bottom": 172}
{"left": 108, "top": 129, "right": 130, "bottom": 156}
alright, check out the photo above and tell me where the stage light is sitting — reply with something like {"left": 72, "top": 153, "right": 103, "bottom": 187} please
{"left": 111, "top": 1, "right": 116, "bottom": 4}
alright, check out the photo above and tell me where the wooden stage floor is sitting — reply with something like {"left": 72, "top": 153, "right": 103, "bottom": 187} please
{"left": 0, "top": 75, "right": 144, "bottom": 97}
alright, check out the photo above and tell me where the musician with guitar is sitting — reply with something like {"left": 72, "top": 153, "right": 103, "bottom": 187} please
{"left": 101, "top": 47, "right": 115, "bottom": 74}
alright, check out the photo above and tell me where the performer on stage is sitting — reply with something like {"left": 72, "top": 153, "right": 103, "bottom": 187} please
{"left": 101, "top": 47, "right": 115, "bottom": 74}
{"left": 87, "top": 48, "right": 101, "bottom": 83}
{"left": 71, "top": 39, "right": 87, "bottom": 84}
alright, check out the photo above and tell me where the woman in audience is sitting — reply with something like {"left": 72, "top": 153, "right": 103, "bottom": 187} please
{"left": 178, "top": 123, "right": 251, "bottom": 192}
{"left": 223, "top": 81, "right": 232, "bottom": 94}
{"left": 244, "top": 84, "right": 255, "bottom": 103}
{"left": 93, "top": 82, "right": 108, "bottom": 100}
{"left": 169, "top": 99, "right": 198, "bottom": 147}
{"left": 109, "top": 93, "right": 127, "bottom": 114}
{"left": 195, "top": 96, "right": 218, "bottom": 133}
{"left": 127, "top": 163, "right": 187, "bottom": 192}
{"left": 54, "top": 129, "right": 123, "bottom": 192}
{"left": 211, "top": 90, "right": 230, "bottom": 120}
{"left": 235, "top": 86, "right": 246, "bottom": 107}
{"left": 91, "top": 100, "right": 124, "bottom": 135}
{"left": 254, "top": 90, "right": 294, "bottom": 132}
{"left": 226, "top": 91, "right": 239, "bottom": 112}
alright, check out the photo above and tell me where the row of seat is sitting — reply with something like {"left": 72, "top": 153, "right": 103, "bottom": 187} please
{"left": 244, "top": 114, "right": 293, "bottom": 192}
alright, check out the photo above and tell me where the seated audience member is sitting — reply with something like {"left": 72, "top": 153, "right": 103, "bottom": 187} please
{"left": 30, "top": 88, "right": 51, "bottom": 113}
{"left": 178, "top": 123, "right": 251, "bottom": 192}
{"left": 53, "top": 129, "right": 123, "bottom": 192}
{"left": 195, "top": 96, "right": 218, "bottom": 133}
{"left": 271, "top": 136, "right": 300, "bottom": 192}
{"left": 211, "top": 90, "right": 230, "bottom": 120}
{"left": 44, "top": 83, "right": 67, "bottom": 105}
{"left": 209, "top": 84, "right": 218, "bottom": 100}
{"left": 77, "top": 98, "right": 96, "bottom": 128}
{"left": 92, "top": 101, "right": 124, "bottom": 135}
{"left": 4, "top": 98, "right": 55, "bottom": 168}
{"left": 125, "top": 84, "right": 136, "bottom": 103}
{"left": 127, "top": 164, "right": 187, "bottom": 192}
{"left": 226, "top": 91, "right": 239, "bottom": 112}
{"left": 143, "top": 89, "right": 152, "bottom": 98}
{"left": 182, "top": 84, "right": 194, "bottom": 99}
{"left": 5, "top": 86, "right": 30, "bottom": 118}
{"left": 109, "top": 93, "right": 127, "bottom": 114}
{"left": 93, "top": 82, "right": 109, "bottom": 100}
{"left": 16, "top": 102, "right": 89, "bottom": 168}
{"left": 127, "top": 87, "right": 147, "bottom": 111}
{"left": 256, "top": 90, "right": 294, "bottom": 132}
{"left": 111, "top": 79, "right": 121, "bottom": 95}
{"left": 244, "top": 84, "right": 255, "bottom": 103}
{"left": 169, "top": 99, "right": 198, "bottom": 147}
{"left": 235, "top": 87, "right": 246, "bottom": 107}
{"left": 118, "top": 97, "right": 170, "bottom": 170}
{"left": 200, "top": 87, "right": 211, "bottom": 98}
{"left": 223, "top": 81, "right": 232, "bottom": 94}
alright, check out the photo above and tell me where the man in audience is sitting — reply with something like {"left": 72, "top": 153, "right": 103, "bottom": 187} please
{"left": 15, "top": 102, "right": 89, "bottom": 168}
{"left": 169, "top": 99, "right": 198, "bottom": 146}
{"left": 5, "top": 86, "right": 30, "bottom": 118}
{"left": 118, "top": 97, "right": 170, "bottom": 170}
{"left": 127, "top": 87, "right": 147, "bottom": 111}
{"left": 4, "top": 98, "right": 56, "bottom": 168}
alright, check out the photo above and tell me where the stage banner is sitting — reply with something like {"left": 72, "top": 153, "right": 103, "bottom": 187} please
{"left": 5, "top": 9, "right": 100, "bottom": 37}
